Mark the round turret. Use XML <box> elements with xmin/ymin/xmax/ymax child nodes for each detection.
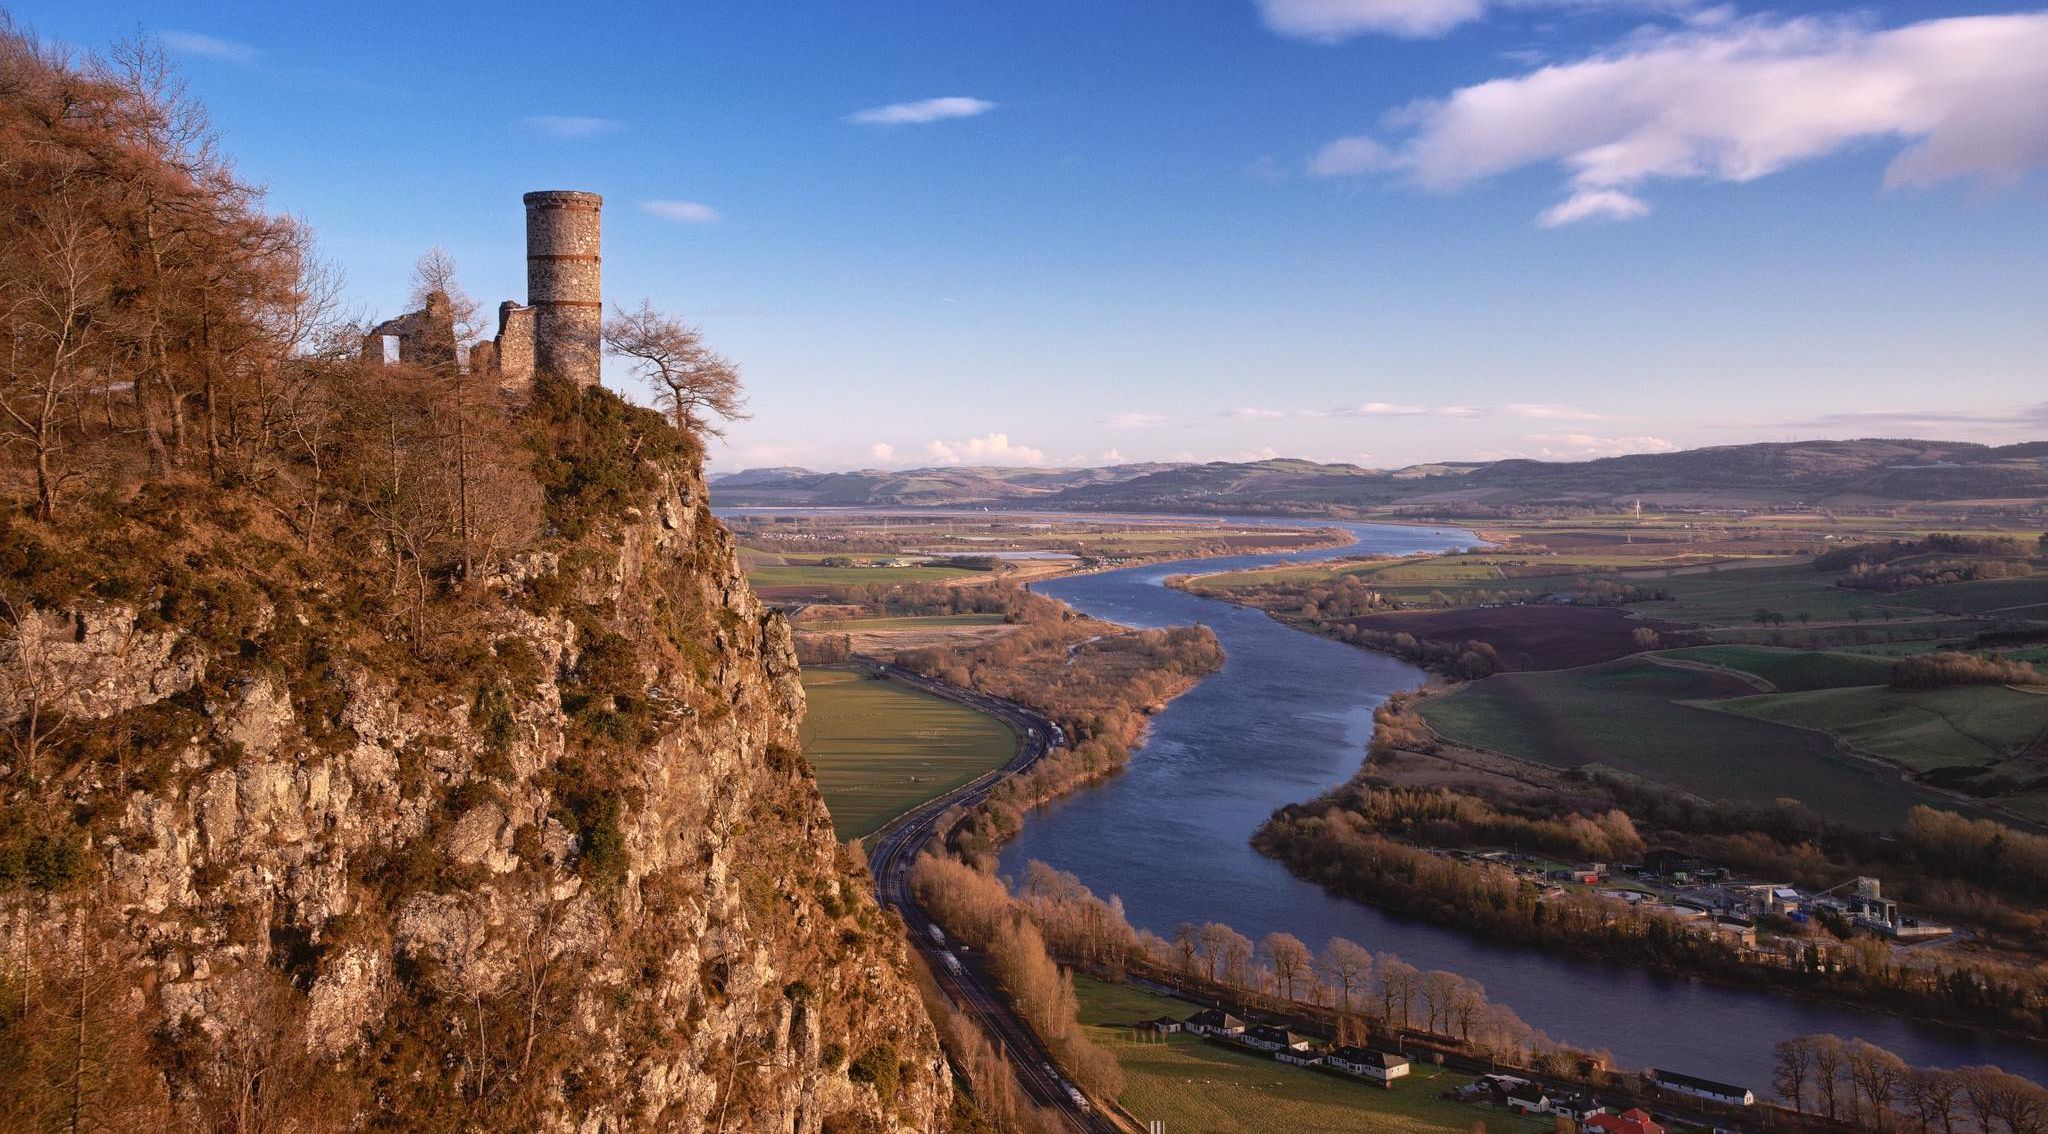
<box><xmin>524</xmin><ymin>190</ymin><xmax>603</xmax><ymax>387</ymax></box>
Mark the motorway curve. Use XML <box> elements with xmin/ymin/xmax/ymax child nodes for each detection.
<box><xmin>858</xmin><ymin>662</ymin><xmax>1123</xmax><ymax>1134</ymax></box>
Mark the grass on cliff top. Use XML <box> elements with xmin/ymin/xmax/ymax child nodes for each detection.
<box><xmin>1071</xmin><ymin>977</ymin><xmax>1543</xmax><ymax>1134</ymax></box>
<box><xmin>798</xmin><ymin>667</ymin><xmax>1017</xmax><ymax>839</ymax></box>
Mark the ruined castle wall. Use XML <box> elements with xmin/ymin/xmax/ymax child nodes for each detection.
<box><xmin>523</xmin><ymin>190</ymin><xmax>602</xmax><ymax>387</ymax></box>
<box><xmin>494</xmin><ymin>301</ymin><xmax>536</xmax><ymax>393</ymax></box>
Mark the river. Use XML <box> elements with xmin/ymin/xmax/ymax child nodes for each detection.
<box><xmin>989</xmin><ymin>518</ymin><xmax>2048</xmax><ymax>1092</ymax></box>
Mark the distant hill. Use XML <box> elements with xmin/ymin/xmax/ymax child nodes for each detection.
<box><xmin>712</xmin><ymin>440</ymin><xmax>2048</xmax><ymax>512</ymax></box>
<box><xmin>709</xmin><ymin>462</ymin><xmax>1183</xmax><ymax>506</ymax></box>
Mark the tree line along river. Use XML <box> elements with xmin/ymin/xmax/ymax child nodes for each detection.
<box><xmin>987</xmin><ymin>517</ymin><xmax>2048</xmax><ymax>1092</ymax></box>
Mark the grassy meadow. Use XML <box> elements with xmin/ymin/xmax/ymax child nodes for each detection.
<box><xmin>1718</xmin><ymin>684</ymin><xmax>2048</xmax><ymax>774</ymax></box>
<box><xmin>749</xmin><ymin>563</ymin><xmax>979</xmax><ymax>588</ymax></box>
<box><xmin>1418</xmin><ymin>660</ymin><xmax>1941</xmax><ymax>828</ymax></box>
<box><xmin>1658</xmin><ymin>645</ymin><xmax>1895</xmax><ymax>691</ymax></box>
<box><xmin>1070</xmin><ymin>977</ymin><xmax>1539</xmax><ymax>1134</ymax></box>
<box><xmin>796</xmin><ymin>613</ymin><xmax>1008</xmax><ymax>631</ymax></box>
<box><xmin>797</xmin><ymin>668</ymin><xmax>1017</xmax><ymax>838</ymax></box>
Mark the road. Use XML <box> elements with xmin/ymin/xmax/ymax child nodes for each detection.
<box><xmin>858</xmin><ymin>661</ymin><xmax>1123</xmax><ymax>1134</ymax></box>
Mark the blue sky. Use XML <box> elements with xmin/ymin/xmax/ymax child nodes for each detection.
<box><xmin>22</xmin><ymin>1</ymin><xmax>2048</xmax><ymax>471</ymax></box>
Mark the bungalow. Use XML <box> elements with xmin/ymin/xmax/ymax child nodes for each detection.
<box><xmin>1139</xmin><ymin>1016</ymin><xmax>1182</xmax><ymax>1034</ymax></box>
<box><xmin>1183</xmin><ymin>1008</ymin><xmax>1244</xmax><ymax>1037</ymax></box>
<box><xmin>1503</xmin><ymin>1082</ymin><xmax>1553</xmax><ymax>1115</ymax></box>
<box><xmin>1650</xmin><ymin>1068</ymin><xmax>1756</xmax><ymax>1107</ymax></box>
<box><xmin>1587</xmin><ymin>1107</ymin><xmax>1666</xmax><ymax>1134</ymax></box>
<box><xmin>1241</xmin><ymin>1024</ymin><xmax>1311</xmax><ymax>1052</ymax></box>
<box><xmin>1326</xmin><ymin>1046</ymin><xmax>1410</xmax><ymax>1083</ymax></box>
<box><xmin>1275</xmin><ymin>1046</ymin><xmax>1323</xmax><ymax>1068</ymax></box>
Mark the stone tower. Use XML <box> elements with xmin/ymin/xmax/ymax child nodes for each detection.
<box><xmin>523</xmin><ymin>189</ymin><xmax>603</xmax><ymax>387</ymax></box>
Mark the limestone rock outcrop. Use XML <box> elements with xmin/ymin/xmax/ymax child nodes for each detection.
<box><xmin>0</xmin><ymin>456</ymin><xmax>949</xmax><ymax>1132</ymax></box>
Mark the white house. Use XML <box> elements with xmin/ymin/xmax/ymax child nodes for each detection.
<box><xmin>1183</xmin><ymin>1008</ymin><xmax>1244</xmax><ymax>1037</ymax></box>
<box><xmin>1325</xmin><ymin>1046</ymin><xmax>1411</xmax><ymax>1083</ymax></box>
<box><xmin>1651</xmin><ymin>1069</ymin><xmax>1755</xmax><ymax>1107</ymax></box>
<box><xmin>1241</xmin><ymin>1024</ymin><xmax>1311</xmax><ymax>1052</ymax></box>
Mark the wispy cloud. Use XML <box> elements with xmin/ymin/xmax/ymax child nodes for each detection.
<box><xmin>641</xmin><ymin>199</ymin><xmax>721</xmax><ymax>224</ymax></box>
<box><xmin>1327</xmin><ymin>401</ymin><xmax>1428</xmax><ymax>417</ymax></box>
<box><xmin>1307</xmin><ymin>11</ymin><xmax>2048</xmax><ymax>224</ymax></box>
<box><xmin>160</xmin><ymin>30</ymin><xmax>259</xmax><ymax>65</ymax></box>
<box><xmin>1309</xmin><ymin>136</ymin><xmax>1393</xmax><ymax>177</ymax></box>
<box><xmin>848</xmin><ymin>97</ymin><xmax>996</xmax><ymax>126</ymax></box>
<box><xmin>1107</xmin><ymin>412</ymin><xmax>1169</xmax><ymax>430</ymax></box>
<box><xmin>1539</xmin><ymin>189</ymin><xmax>1651</xmax><ymax>228</ymax></box>
<box><xmin>1731</xmin><ymin>403</ymin><xmax>2048</xmax><ymax>432</ymax></box>
<box><xmin>524</xmin><ymin>115</ymin><xmax>623</xmax><ymax>140</ymax></box>
<box><xmin>1229</xmin><ymin>402</ymin><xmax>1603</xmax><ymax>420</ymax></box>
<box><xmin>1255</xmin><ymin>0</ymin><xmax>1697</xmax><ymax>42</ymax></box>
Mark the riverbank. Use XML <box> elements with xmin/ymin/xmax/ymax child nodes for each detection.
<box><xmin>998</xmin><ymin>521</ymin><xmax>2048</xmax><ymax>1090</ymax></box>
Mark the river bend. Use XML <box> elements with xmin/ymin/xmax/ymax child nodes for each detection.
<box><xmin>993</xmin><ymin>519</ymin><xmax>2048</xmax><ymax>1090</ymax></box>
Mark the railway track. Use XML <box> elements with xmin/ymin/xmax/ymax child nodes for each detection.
<box><xmin>857</xmin><ymin>662</ymin><xmax>1123</xmax><ymax>1134</ymax></box>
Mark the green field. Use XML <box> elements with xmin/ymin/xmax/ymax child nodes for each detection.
<box><xmin>1898</xmin><ymin>575</ymin><xmax>2048</xmax><ymax>615</ymax></box>
<box><xmin>1072</xmin><ymin>978</ymin><xmax>1539</xmax><ymax>1134</ymax></box>
<box><xmin>798</xmin><ymin>668</ymin><xmax>1017</xmax><ymax>838</ymax></box>
<box><xmin>749</xmin><ymin>564</ymin><xmax>978</xmax><ymax>587</ymax></box>
<box><xmin>1718</xmin><ymin>684</ymin><xmax>2048</xmax><ymax>773</ymax></box>
<box><xmin>1635</xmin><ymin>563</ymin><xmax>1926</xmax><ymax>627</ymax></box>
<box><xmin>1419</xmin><ymin>660</ymin><xmax>1941</xmax><ymax>828</ymax></box>
<box><xmin>1659</xmin><ymin>645</ymin><xmax>1895</xmax><ymax>691</ymax></box>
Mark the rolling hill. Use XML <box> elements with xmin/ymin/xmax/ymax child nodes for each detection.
<box><xmin>711</xmin><ymin>439</ymin><xmax>2048</xmax><ymax>512</ymax></box>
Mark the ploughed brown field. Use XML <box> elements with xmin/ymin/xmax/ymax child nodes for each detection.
<box><xmin>1341</xmin><ymin>605</ymin><xmax>1695</xmax><ymax>671</ymax></box>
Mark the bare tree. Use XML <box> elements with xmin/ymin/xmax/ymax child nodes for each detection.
<box><xmin>408</xmin><ymin>246</ymin><xmax>485</xmax><ymax>346</ymax></box>
<box><xmin>1258</xmin><ymin>932</ymin><xmax>1312</xmax><ymax>1002</ymax></box>
<box><xmin>1317</xmin><ymin>937</ymin><xmax>1373</xmax><ymax>1015</ymax></box>
<box><xmin>1846</xmin><ymin>1039</ymin><xmax>1908</xmax><ymax>1130</ymax></box>
<box><xmin>601</xmin><ymin>299</ymin><xmax>748</xmax><ymax>436</ymax></box>
<box><xmin>0</xmin><ymin>195</ymin><xmax>111</xmax><ymax>520</ymax></box>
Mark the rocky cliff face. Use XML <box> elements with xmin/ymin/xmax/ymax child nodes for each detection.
<box><xmin>0</xmin><ymin>453</ymin><xmax>949</xmax><ymax>1132</ymax></box>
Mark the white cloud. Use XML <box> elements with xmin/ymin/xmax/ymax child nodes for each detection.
<box><xmin>1538</xmin><ymin>188</ymin><xmax>1651</xmax><ymax>227</ymax></box>
<box><xmin>1257</xmin><ymin>0</ymin><xmax>1696</xmax><ymax>42</ymax></box>
<box><xmin>847</xmin><ymin>97</ymin><xmax>996</xmax><ymax>126</ymax></box>
<box><xmin>641</xmin><ymin>199</ymin><xmax>721</xmax><ymax>224</ymax></box>
<box><xmin>1102</xmin><ymin>449</ymin><xmax>1126</xmax><ymax>464</ymax></box>
<box><xmin>524</xmin><ymin>115</ymin><xmax>623</xmax><ymax>140</ymax></box>
<box><xmin>1315</xmin><ymin>11</ymin><xmax>2048</xmax><ymax>223</ymax></box>
<box><xmin>1309</xmin><ymin>136</ymin><xmax>1394</xmax><ymax>177</ymax></box>
<box><xmin>1525</xmin><ymin>432</ymin><xmax>1679</xmax><ymax>457</ymax></box>
<box><xmin>870</xmin><ymin>442</ymin><xmax>897</xmax><ymax>462</ymax></box>
<box><xmin>1229</xmin><ymin>446</ymin><xmax>1284</xmax><ymax>462</ymax></box>
<box><xmin>1330</xmin><ymin>401</ymin><xmax>1429</xmax><ymax>417</ymax></box>
<box><xmin>1108</xmin><ymin>412</ymin><xmax>1168</xmax><ymax>429</ymax></box>
<box><xmin>924</xmin><ymin>432</ymin><xmax>1045</xmax><ymax>466</ymax></box>
<box><xmin>160</xmin><ymin>31</ymin><xmax>259</xmax><ymax>64</ymax></box>
<box><xmin>1230</xmin><ymin>407</ymin><xmax>1290</xmax><ymax>420</ymax></box>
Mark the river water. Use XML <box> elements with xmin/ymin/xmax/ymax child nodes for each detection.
<box><xmin>992</xmin><ymin>518</ymin><xmax>2048</xmax><ymax>1091</ymax></box>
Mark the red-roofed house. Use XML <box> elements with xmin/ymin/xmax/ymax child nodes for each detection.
<box><xmin>1586</xmin><ymin>1108</ymin><xmax>1664</xmax><ymax>1134</ymax></box>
